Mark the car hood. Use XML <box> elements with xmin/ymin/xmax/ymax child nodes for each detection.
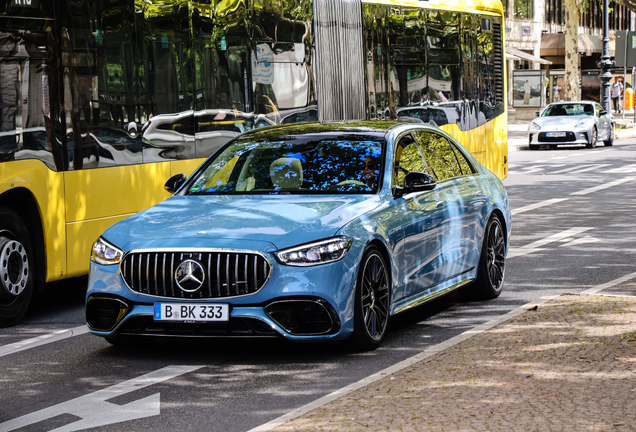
<box><xmin>103</xmin><ymin>194</ymin><xmax>382</xmax><ymax>251</ymax></box>
<box><xmin>533</xmin><ymin>115</ymin><xmax>593</xmax><ymax>129</ymax></box>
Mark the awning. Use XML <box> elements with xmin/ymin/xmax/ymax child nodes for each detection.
<box><xmin>578</xmin><ymin>34</ymin><xmax>601</xmax><ymax>56</ymax></box>
<box><xmin>540</xmin><ymin>33</ymin><xmax>614</xmax><ymax>57</ymax></box>
<box><xmin>505</xmin><ymin>46</ymin><xmax>553</xmax><ymax>64</ymax></box>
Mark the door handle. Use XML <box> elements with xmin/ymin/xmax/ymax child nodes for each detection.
<box><xmin>436</xmin><ymin>201</ymin><xmax>445</xmax><ymax>208</ymax></box>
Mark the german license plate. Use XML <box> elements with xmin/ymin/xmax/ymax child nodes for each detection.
<box><xmin>547</xmin><ymin>132</ymin><xmax>566</xmax><ymax>137</ymax></box>
<box><xmin>154</xmin><ymin>303</ymin><xmax>229</xmax><ymax>322</ymax></box>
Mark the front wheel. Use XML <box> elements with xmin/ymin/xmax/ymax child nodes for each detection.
<box><xmin>529</xmin><ymin>144</ymin><xmax>539</xmax><ymax>151</ymax></box>
<box><xmin>351</xmin><ymin>246</ymin><xmax>390</xmax><ymax>351</ymax></box>
<box><xmin>0</xmin><ymin>207</ymin><xmax>34</xmax><ymax>327</ymax></box>
<box><xmin>460</xmin><ymin>215</ymin><xmax>506</xmax><ymax>300</ymax></box>
<box><xmin>586</xmin><ymin>128</ymin><xmax>597</xmax><ymax>148</ymax></box>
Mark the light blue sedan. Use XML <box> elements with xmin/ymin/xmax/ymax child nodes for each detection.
<box><xmin>86</xmin><ymin>122</ymin><xmax>511</xmax><ymax>350</ymax></box>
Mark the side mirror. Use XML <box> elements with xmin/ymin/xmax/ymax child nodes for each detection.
<box><xmin>535</xmin><ymin>111</ymin><xmax>541</xmax><ymax>117</ymax></box>
<box><xmin>599</xmin><ymin>110</ymin><xmax>608</xmax><ymax>115</ymax></box>
<box><xmin>164</xmin><ymin>173</ymin><xmax>186</xmax><ymax>194</ymax></box>
<box><xmin>392</xmin><ymin>171</ymin><xmax>437</xmax><ymax>198</ymax></box>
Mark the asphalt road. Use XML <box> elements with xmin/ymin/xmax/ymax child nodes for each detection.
<box><xmin>1</xmin><ymin>138</ymin><xmax>635</xmax><ymax>432</ymax></box>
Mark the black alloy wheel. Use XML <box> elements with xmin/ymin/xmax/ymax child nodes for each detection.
<box><xmin>0</xmin><ymin>207</ymin><xmax>34</xmax><ymax>327</ymax></box>
<box><xmin>352</xmin><ymin>246</ymin><xmax>390</xmax><ymax>350</ymax></box>
<box><xmin>460</xmin><ymin>215</ymin><xmax>506</xmax><ymax>300</ymax></box>
<box><xmin>586</xmin><ymin>128</ymin><xmax>597</xmax><ymax>148</ymax></box>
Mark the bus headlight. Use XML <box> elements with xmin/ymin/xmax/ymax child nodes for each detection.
<box><xmin>91</xmin><ymin>237</ymin><xmax>124</xmax><ymax>265</ymax></box>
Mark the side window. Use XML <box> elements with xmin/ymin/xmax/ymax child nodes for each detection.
<box><xmin>394</xmin><ymin>135</ymin><xmax>427</xmax><ymax>187</ymax></box>
<box><xmin>414</xmin><ymin>131</ymin><xmax>461</xmax><ymax>180</ymax></box>
<box><xmin>452</xmin><ymin>144</ymin><xmax>474</xmax><ymax>175</ymax></box>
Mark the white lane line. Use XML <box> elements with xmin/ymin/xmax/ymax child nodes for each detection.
<box><xmin>0</xmin><ymin>325</ymin><xmax>89</xmax><ymax>358</ymax></box>
<box><xmin>574</xmin><ymin>164</ymin><xmax>611</xmax><ymax>174</ymax></box>
<box><xmin>580</xmin><ymin>271</ymin><xmax>636</xmax><ymax>295</ymax></box>
<box><xmin>248</xmin><ymin>295</ymin><xmax>561</xmax><ymax>432</ymax></box>
<box><xmin>570</xmin><ymin>177</ymin><xmax>636</xmax><ymax>195</ymax></box>
<box><xmin>604</xmin><ymin>164</ymin><xmax>636</xmax><ymax>173</ymax></box>
<box><xmin>0</xmin><ymin>365</ymin><xmax>204</xmax><ymax>432</ymax></box>
<box><xmin>511</xmin><ymin>198</ymin><xmax>569</xmax><ymax>215</ymax></box>
<box><xmin>507</xmin><ymin>227</ymin><xmax>593</xmax><ymax>259</ymax></box>
<box><xmin>550</xmin><ymin>164</ymin><xmax>608</xmax><ymax>175</ymax></box>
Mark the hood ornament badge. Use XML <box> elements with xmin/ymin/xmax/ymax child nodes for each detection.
<box><xmin>175</xmin><ymin>260</ymin><xmax>205</xmax><ymax>292</ymax></box>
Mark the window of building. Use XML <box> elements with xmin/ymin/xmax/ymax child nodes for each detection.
<box><xmin>513</xmin><ymin>0</ymin><xmax>533</xmax><ymax>20</ymax></box>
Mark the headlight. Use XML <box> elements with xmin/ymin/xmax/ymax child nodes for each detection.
<box><xmin>574</xmin><ymin>120</ymin><xmax>590</xmax><ymax>129</ymax></box>
<box><xmin>275</xmin><ymin>236</ymin><xmax>353</xmax><ymax>267</ymax></box>
<box><xmin>530</xmin><ymin>121</ymin><xmax>541</xmax><ymax>130</ymax></box>
<box><xmin>91</xmin><ymin>237</ymin><xmax>124</xmax><ymax>265</ymax></box>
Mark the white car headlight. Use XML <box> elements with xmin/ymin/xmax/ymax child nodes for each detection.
<box><xmin>275</xmin><ymin>236</ymin><xmax>353</xmax><ymax>267</ymax></box>
<box><xmin>574</xmin><ymin>120</ymin><xmax>590</xmax><ymax>129</ymax></box>
<box><xmin>530</xmin><ymin>121</ymin><xmax>541</xmax><ymax>130</ymax></box>
<box><xmin>91</xmin><ymin>237</ymin><xmax>124</xmax><ymax>265</ymax></box>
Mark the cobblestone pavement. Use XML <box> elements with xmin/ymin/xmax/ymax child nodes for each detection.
<box><xmin>274</xmin><ymin>295</ymin><xmax>636</xmax><ymax>432</ymax></box>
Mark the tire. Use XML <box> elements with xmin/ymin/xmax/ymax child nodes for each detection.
<box><xmin>460</xmin><ymin>215</ymin><xmax>506</xmax><ymax>300</ymax></box>
<box><xmin>529</xmin><ymin>144</ymin><xmax>539</xmax><ymax>151</ymax></box>
<box><xmin>351</xmin><ymin>246</ymin><xmax>390</xmax><ymax>351</ymax></box>
<box><xmin>0</xmin><ymin>207</ymin><xmax>34</xmax><ymax>327</ymax></box>
<box><xmin>604</xmin><ymin>127</ymin><xmax>614</xmax><ymax>146</ymax></box>
<box><xmin>586</xmin><ymin>128</ymin><xmax>597</xmax><ymax>148</ymax></box>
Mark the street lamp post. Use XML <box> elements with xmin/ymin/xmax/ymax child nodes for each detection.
<box><xmin>599</xmin><ymin>0</ymin><xmax>614</xmax><ymax>113</ymax></box>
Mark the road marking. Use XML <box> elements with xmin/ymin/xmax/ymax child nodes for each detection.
<box><xmin>580</xmin><ymin>271</ymin><xmax>636</xmax><ymax>295</ymax></box>
<box><xmin>604</xmin><ymin>164</ymin><xmax>636</xmax><ymax>173</ymax></box>
<box><xmin>559</xmin><ymin>235</ymin><xmax>601</xmax><ymax>247</ymax></box>
<box><xmin>247</xmin><ymin>295</ymin><xmax>561</xmax><ymax>432</ymax></box>
<box><xmin>569</xmin><ymin>177</ymin><xmax>636</xmax><ymax>195</ymax></box>
<box><xmin>0</xmin><ymin>365</ymin><xmax>204</xmax><ymax>432</ymax></box>
<box><xmin>550</xmin><ymin>164</ymin><xmax>610</xmax><ymax>175</ymax></box>
<box><xmin>0</xmin><ymin>325</ymin><xmax>89</xmax><ymax>358</ymax></box>
<box><xmin>511</xmin><ymin>198</ymin><xmax>569</xmax><ymax>215</ymax></box>
<box><xmin>507</xmin><ymin>227</ymin><xmax>593</xmax><ymax>258</ymax></box>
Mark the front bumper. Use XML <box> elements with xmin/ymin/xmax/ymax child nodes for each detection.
<box><xmin>85</xmin><ymin>250</ymin><xmax>359</xmax><ymax>342</ymax></box>
<box><xmin>528</xmin><ymin>130</ymin><xmax>589</xmax><ymax>145</ymax></box>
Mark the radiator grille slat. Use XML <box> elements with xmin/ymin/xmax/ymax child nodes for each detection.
<box><xmin>121</xmin><ymin>251</ymin><xmax>270</xmax><ymax>299</ymax></box>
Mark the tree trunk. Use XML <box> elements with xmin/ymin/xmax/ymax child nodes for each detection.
<box><xmin>564</xmin><ymin>0</ymin><xmax>580</xmax><ymax>101</ymax></box>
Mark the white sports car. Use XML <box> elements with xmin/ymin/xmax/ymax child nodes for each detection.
<box><xmin>528</xmin><ymin>101</ymin><xmax>614</xmax><ymax>150</ymax></box>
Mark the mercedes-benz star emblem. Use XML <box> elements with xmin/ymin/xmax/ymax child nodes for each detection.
<box><xmin>175</xmin><ymin>260</ymin><xmax>205</xmax><ymax>292</ymax></box>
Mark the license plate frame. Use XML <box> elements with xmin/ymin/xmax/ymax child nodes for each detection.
<box><xmin>546</xmin><ymin>132</ymin><xmax>566</xmax><ymax>138</ymax></box>
<box><xmin>154</xmin><ymin>303</ymin><xmax>230</xmax><ymax>322</ymax></box>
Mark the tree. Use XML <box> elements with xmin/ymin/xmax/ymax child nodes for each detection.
<box><xmin>563</xmin><ymin>0</ymin><xmax>586</xmax><ymax>101</ymax></box>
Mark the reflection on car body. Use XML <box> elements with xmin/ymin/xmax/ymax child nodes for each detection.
<box><xmin>86</xmin><ymin>121</ymin><xmax>511</xmax><ymax>350</ymax></box>
<box><xmin>528</xmin><ymin>101</ymin><xmax>614</xmax><ymax>150</ymax></box>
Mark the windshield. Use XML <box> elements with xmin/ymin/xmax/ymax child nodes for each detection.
<box><xmin>187</xmin><ymin>136</ymin><xmax>385</xmax><ymax>195</ymax></box>
<box><xmin>542</xmin><ymin>104</ymin><xmax>594</xmax><ymax>117</ymax></box>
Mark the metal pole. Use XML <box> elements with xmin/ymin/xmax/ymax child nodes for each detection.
<box><xmin>600</xmin><ymin>0</ymin><xmax>614</xmax><ymax>114</ymax></box>
<box><xmin>624</xmin><ymin>30</ymin><xmax>628</xmax><ymax>120</ymax></box>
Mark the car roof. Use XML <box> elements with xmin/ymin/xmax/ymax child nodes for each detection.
<box><xmin>236</xmin><ymin>120</ymin><xmax>426</xmax><ymax>141</ymax></box>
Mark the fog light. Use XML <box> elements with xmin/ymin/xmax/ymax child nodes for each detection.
<box><xmin>86</xmin><ymin>296</ymin><xmax>129</xmax><ymax>331</ymax></box>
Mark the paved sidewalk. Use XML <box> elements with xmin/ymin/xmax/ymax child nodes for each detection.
<box><xmin>272</xmin><ymin>295</ymin><xmax>636</xmax><ymax>431</ymax></box>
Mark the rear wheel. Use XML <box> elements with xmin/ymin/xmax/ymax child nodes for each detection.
<box><xmin>0</xmin><ymin>207</ymin><xmax>34</xmax><ymax>327</ymax></box>
<box><xmin>460</xmin><ymin>215</ymin><xmax>506</xmax><ymax>300</ymax></box>
<box><xmin>351</xmin><ymin>246</ymin><xmax>390</xmax><ymax>351</ymax></box>
<box><xmin>586</xmin><ymin>128</ymin><xmax>597</xmax><ymax>148</ymax></box>
<box><xmin>604</xmin><ymin>127</ymin><xmax>614</xmax><ymax>146</ymax></box>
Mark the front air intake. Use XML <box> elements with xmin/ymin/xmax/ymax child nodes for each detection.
<box><xmin>86</xmin><ymin>296</ymin><xmax>128</xmax><ymax>331</ymax></box>
<box><xmin>265</xmin><ymin>299</ymin><xmax>340</xmax><ymax>335</ymax></box>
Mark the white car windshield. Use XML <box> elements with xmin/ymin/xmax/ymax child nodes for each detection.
<box><xmin>187</xmin><ymin>135</ymin><xmax>385</xmax><ymax>195</ymax></box>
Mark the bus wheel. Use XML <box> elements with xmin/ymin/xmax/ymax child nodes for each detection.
<box><xmin>0</xmin><ymin>207</ymin><xmax>34</xmax><ymax>327</ymax></box>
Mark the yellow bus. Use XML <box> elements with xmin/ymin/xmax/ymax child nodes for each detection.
<box><xmin>0</xmin><ymin>0</ymin><xmax>506</xmax><ymax>325</ymax></box>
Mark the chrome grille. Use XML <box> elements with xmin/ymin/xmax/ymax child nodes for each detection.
<box><xmin>121</xmin><ymin>251</ymin><xmax>271</xmax><ymax>299</ymax></box>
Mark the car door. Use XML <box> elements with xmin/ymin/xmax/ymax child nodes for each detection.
<box><xmin>414</xmin><ymin>130</ymin><xmax>484</xmax><ymax>285</ymax></box>
<box><xmin>391</xmin><ymin>134</ymin><xmax>447</xmax><ymax>301</ymax></box>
